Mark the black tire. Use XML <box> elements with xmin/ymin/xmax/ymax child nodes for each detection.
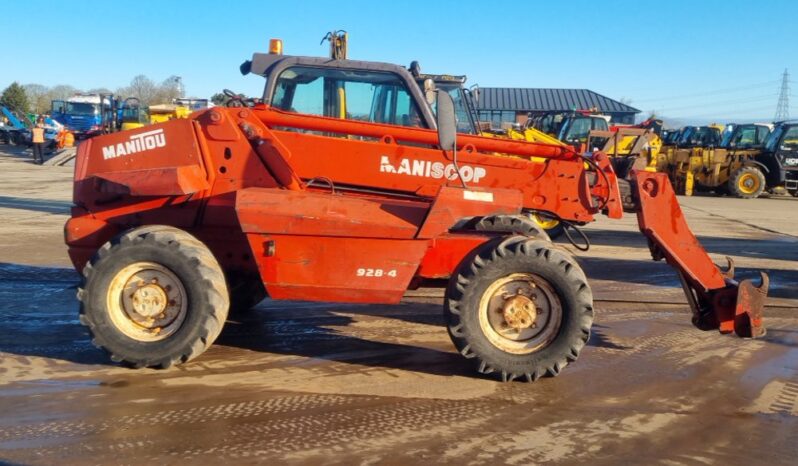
<box><xmin>475</xmin><ymin>214</ymin><xmax>550</xmax><ymax>241</ymax></box>
<box><xmin>227</xmin><ymin>271</ymin><xmax>267</xmax><ymax>315</ymax></box>
<box><xmin>78</xmin><ymin>226</ymin><xmax>229</xmax><ymax>368</ymax></box>
<box><xmin>728</xmin><ymin>166</ymin><xmax>766</xmax><ymax>199</ymax></box>
<box><xmin>445</xmin><ymin>237</ymin><xmax>593</xmax><ymax>382</ymax></box>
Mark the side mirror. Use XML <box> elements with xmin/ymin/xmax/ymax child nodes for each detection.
<box><xmin>436</xmin><ymin>91</ymin><xmax>456</xmax><ymax>151</ymax></box>
<box><xmin>423</xmin><ymin>78</ymin><xmax>436</xmax><ymax>106</ymax></box>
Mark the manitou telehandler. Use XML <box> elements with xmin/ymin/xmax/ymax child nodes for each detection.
<box><xmin>65</xmin><ymin>40</ymin><xmax>768</xmax><ymax>382</ymax></box>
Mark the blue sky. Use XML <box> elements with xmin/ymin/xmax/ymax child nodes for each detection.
<box><xmin>2</xmin><ymin>0</ymin><xmax>796</xmax><ymax>122</ymax></box>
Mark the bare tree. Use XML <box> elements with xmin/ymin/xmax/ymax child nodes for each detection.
<box><xmin>120</xmin><ymin>75</ymin><xmax>158</xmax><ymax>106</ymax></box>
<box><xmin>48</xmin><ymin>85</ymin><xmax>80</xmax><ymax>101</ymax></box>
<box><xmin>16</xmin><ymin>74</ymin><xmax>191</xmax><ymax>114</ymax></box>
<box><xmin>23</xmin><ymin>83</ymin><xmax>50</xmax><ymax>114</ymax></box>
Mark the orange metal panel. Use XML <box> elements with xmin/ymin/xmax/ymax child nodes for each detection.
<box><xmin>95</xmin><ymin>165</ymin><xmax>209</xmax><ymax>196</ymax></box>
<box><xmin>236</xmin><ymin>188</ymin><xmax>428</xmax><ymax>239</ymax></box>
<box><xmin>257</xmin><ymin>127</ymin><xmax>595</xmax><ymax>222</ymax></box>
<box><xmin>416</xmin><ymin>186</ymin><xmax>522</xmax><ymax>239</ymax></box>
<box><xmin>417</xmin><ymin>234</ymin><xmax>493</xmax><ymax>279</ymax></box>
<box><xmin>247</xmin><ymin>234</ymin><xmax>429</xmax><ymax>303</ymax></box>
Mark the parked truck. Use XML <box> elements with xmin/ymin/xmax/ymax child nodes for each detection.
<box><xmin>51</xmin><ymin>94</ymin><xmax>118</xmax><ymax>139</ymax></box>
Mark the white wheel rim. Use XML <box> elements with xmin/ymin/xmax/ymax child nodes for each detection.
<box><xmin>106</xmin><ymin>262</ymin><xmax>188</xmax><ymax>342</ymax></box>
<box><xmin>478</xmin><ymin>273</ymin><xmax>562</xmax><ymax>354</ymax></box>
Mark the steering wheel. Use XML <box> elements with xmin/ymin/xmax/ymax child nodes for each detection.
<box><xmin>223</xmin><ymin>88</ymin><xmax>247</xmax><ymax>107</ymax></box>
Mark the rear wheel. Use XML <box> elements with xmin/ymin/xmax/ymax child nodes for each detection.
<box><xmin>729</xmin><ymin>166</ymin><xmax>766</xmax><ymax>199</ymax></box>
<box><xmin>445</xmin><ymin>237</ymin><xmax>593</xmax><ymax>382</ymax></box>
<box><xmin>78</xmin><ymin>226</ymin><xmax>229</xmax><ymax>368</ymax></box>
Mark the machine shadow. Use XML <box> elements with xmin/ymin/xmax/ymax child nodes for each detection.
<box><xmin>1</xmin><ymin>259</ymin><xmax>792</xmax><ymax>377</ymax></box>
<box><xmin>582</xmin><ymin>228</ymin><xmax>798</xmax><ymax>262</ymax></box>
<box><xmin>0</xmin><ymin>260</ymin><xmax>475</xmax><ymax>377</ymax></box>
<box><xmin>0</xmin><ymin>262</ymin><xmax>111</xmax><ymax>365</ymax></box>
<box><xmin>0</xmin><ymin>195</ymin><xmax>72</xmax><ymax>214</ymax></box>
<box><xmin>216</xmin><ymin>301</ymin><xmax>477</xmax><ymax>379</ymax></box>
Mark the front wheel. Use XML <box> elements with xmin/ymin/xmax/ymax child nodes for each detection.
<box><xmin>729</xmin><ymin>166</ymin><xmax>766</xmax><ymax>199</ymax></box>
<box><xmin>78</xmin><ymin>226</ymin><xmax>229</xmax><ymax>368</ymax></box>
<box><xmin>445</xmin><ymin>237</ymin><xmax>594</xmax><ymax>382</ymax></box>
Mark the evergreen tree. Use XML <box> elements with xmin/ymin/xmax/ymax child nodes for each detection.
<box><xmin>1</xmin><ymin>82</ymin><xmax>29</xmax><ymax>113</ymax></box>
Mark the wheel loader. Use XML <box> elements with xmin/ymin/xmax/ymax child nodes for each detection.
<box><xmin>664</xmin><ymin>125</ymin><xmax>723</xmax><ymax>195</ymax></box>
<box><xmin>64</xmin><ymin>40</ymin><xmax>768</xmax><ymax>382</ymax></box>
<box><xmin>586</xmin><ymin>118</ymin><xmax>665</xmax><ymax>178</ymax></box>
<box><xmin>667</xmin><ymin>124</ymin><xmax>772</xmax><ymax>198</ymax></box>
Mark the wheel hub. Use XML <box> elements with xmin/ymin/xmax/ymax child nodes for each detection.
<box><xmin>479</xmin><ymin>273</ymin><xmax>563</xmax><ymax>355</ymax></box>
<box><xmin>107</xmin><ymin>262</ymin><xmax>187</xmax><ymax>341</ymax></box>
<box><xmin>502</xmin><ymin>294</ymin><xmax>537</xmax><ymax>330</ymax></box>
<box><xmin>131</xmin><ymin>283</ymin><xmax>168</xmax><ymax>317</ymax></box>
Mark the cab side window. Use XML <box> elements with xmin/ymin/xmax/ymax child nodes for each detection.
<box><xmin>271</xmin><ymin>66</ymin><xmax>424</xmax><ymax>128</ymax></box>
<box><xmin>755</xmin><ymin>126</ymin><xmax>770</xmax><ymax>145</ymax></box>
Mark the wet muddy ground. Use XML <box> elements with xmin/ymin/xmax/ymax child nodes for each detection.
<box><xmin>0</xmin><ymin>146</ymin><xmax>796</xmax><ymax>464</ymax></box>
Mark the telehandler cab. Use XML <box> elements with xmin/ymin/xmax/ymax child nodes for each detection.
<box><xmin>65</xmin><ymin>41</ymin><xmax>768</xmax><ymax>382</ymax></box>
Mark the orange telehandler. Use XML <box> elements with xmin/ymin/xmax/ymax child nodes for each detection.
<box><xmin>64</xmin><ymin>41</ymin><xmax>767</xmax><ymax>382</ymax></box>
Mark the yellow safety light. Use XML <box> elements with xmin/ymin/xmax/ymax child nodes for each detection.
<box><xmin>269</xmin><ymin>39</ymin><xmax>283</xmax><ymax>55</ymax></box>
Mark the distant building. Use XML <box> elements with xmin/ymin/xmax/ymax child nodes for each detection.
<box><xmin>475</xmin><ymin>88</ymin><xmax>640</xmax><ymax>127</ymax></box>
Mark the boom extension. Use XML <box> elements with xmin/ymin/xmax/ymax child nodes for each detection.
<box><xmin>248</xmin><ymin>107</ymin><xmax>768</xmax><ymax>338</ymax></box>
<box><xmin>631</xmin><ymin>170</ymin><xmax>768</xmax><ymax>337</ymax></box>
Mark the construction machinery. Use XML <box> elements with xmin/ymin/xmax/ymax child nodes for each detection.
<box><xmin>759</xmin><ymin>121</ymin><xmax>798</xmax><ymax>196</ymax></box>
<box><xmin>148</xmin><ymin>98</ymin><xmax>209</xmax><ymax>124</ymax></box>
<box><xmin>661</xmin><ymin>129</ymin><xmax>680</xmax><ymax>146</ymax></box>
<box><xmin>586</xmin><ymin>118</ymin><xmax>664</xmax><ymax>179</ymax></box>
<box><xmin>1</xmin><ymin>105</ymin><xmax>71</xmax><ymax>149</ymax></box>
<box><xmin>667</xmin><ymin>124</ymin><xmax>772</xmax><ymax>198</ymax></box>
<box><xmin>65</xmin><ymin>41</ymin><xmax>768</xmax><ymax>382</ymax></box>
<box><xmin>0</xmin><ymin>105</ymin><xmax>29</xmax><ymax>145</ymax></box>
<box><xmin>119</xmin><ymin>98</ymin><xmax>146</xmax><ymax>131</ymax></box>
<box><xmin>529</xmin><ymin>111</ymin><xmax>610</xmax><ymax>147</ymax></box>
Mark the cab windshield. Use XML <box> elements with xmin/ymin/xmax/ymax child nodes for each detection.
<box><xmin>663</xmin><ymin>130</ymin><xmax>681</xmax><ymax>145</ymax></box>
<box><xmin>65</xmin><ymin>102</ymin><xmax>99</xmax><ymax>116</ymax></box>
<box><xmin>272</xmin><ymin>66</ymin><xmax>424</xmax><ymax>128</ymax></box>
<box><xmin>558</xmin><ymin>116</ymin><xmax>608</xmax><ymax>144</ymax></box>
<box><xmin>678</xmin><ymin>127</ymin><xmax>718</xmax><ymax>147</ymax></box>
<box><xmin>121</xmin><ymin>107</ymin><xmax>141</xmax><ymax>123</ymax></box>
<box><xmin>720</xmin><ymin>125</ymin><xmax>770</xmax><ymax>149</ymax></box>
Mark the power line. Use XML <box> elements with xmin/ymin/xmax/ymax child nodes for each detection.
<box><xmin>648</xmin><ymin>94</ymin><xmax>778</xmax><ymax>112</ymax></box>
<box><xmin>670</xmin><ymin>104</ymin><xmax>781</xmax><ymax>119</ymax></box>
<box><xmin>775</xmin><ymin>69</ymin><xmax>790</xmax><ymax>120</ymax></box>
<box><xmin>632</xmin><ymin>80</ymin><xmax>780</xmax><ymax>103</ymax></box>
